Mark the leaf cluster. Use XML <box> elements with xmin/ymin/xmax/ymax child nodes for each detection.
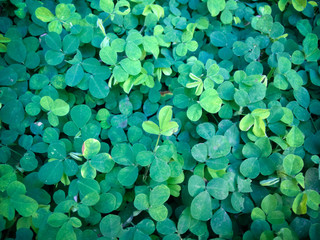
<box><xmin>0</xmin><ymin>0</ymin><xmax>320</xmax><ymax>239</ymax></box>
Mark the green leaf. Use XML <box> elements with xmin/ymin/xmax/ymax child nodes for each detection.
<box><xmin>306</xmin><ymin>190</ymin><xmax>320</xmax><ymax>211</ymax></box>
<box><xmin>207</xmin><ymin>135</ymin><xmax>231</xmax><ymax>158</ymax></box>
<box><xmin>188</xmin><ymin>175</ymin><xmax>206</xmax><ymax>197</ymax></box>
<box><xmin>111</xmin><ymin>143</ymin><xmax>133</xmax><ymax>166</ymax></box>
<box><xmin>150</xmin><ymin>158</ymin><xmax>171</xmax><ymax>182</ymax></box>
<box><xmin>89</xmin><ymin>75</ymin><xmax>110</xmax><ymax>99</ymax></box>
<box><xmin>134</xmin><ymin>193</ymin><xmax>149</xmax><ymax>210</ymax></box>
<box><xmin>143</xmin><ymin>36</ymin><xmax>159</xmax><ymax>58</ymax></box>
<box><xmin>191</xmin><ymin>143</ymin><xmax>207</xmax><ymax>163</ymax></box>
<box><xmin>261</xmin><ymin>194</ymin><xmax>277</xmax><ymax>214</ymax></box>
<box><xmin>6</xmin><ymin>39</ymin><xmax>26</xmax><ymax>63</ymax></box>
<box><xmin>82</xmin><ymin>138</ymin><xmax>101</xmax><ymax>159</ymax></box>
<box><xmin>136</xmin><ymin>151</ymin><xmax>154</xmax><ymax>166</ymax></box>
<box><xmin>11</xmin><ymin>194</ymin><xmax>38</xmax><ymax>217</ymax></box>
<box><xmin>100</xmin><ymin>215</ymin><xmax>122</xmax><ymax>238</ymax></box>
<box><xmin>190</xmin><ymin>191</ymin><xmax>212</xmax><ymax>221</ymax></box>
<box><xmin>56</xmin><ymin>222</ymin><xmax>76</xmax><ymax>240</ymax></box>
<box><xmin>65</xmin><ymin>64</ymin><xmax>84</xmax><ymax>87</ymax></box>
<box><xmin>207</xmin><ymin>0</ymin><xmax>225</xmax><ymax>17</ymax></box>
<box><xmin>210</xmin><ymin>208</ymin><xmax>233</xmax><ymax>238</ymax></box>
<box><xmin>63</xmin><ymin>35</ymin><xmax>80</xmax><ymax>55</ymax></box>
<box><xmin>81</xmin><ymin>191</ymin><xmax>100</xmax><ymax>206</ymax></box>
<box><xmin>150</xmin><ymin>184</ymin><xmax>170</xmax><ymax>207</ymax></box>
<box><xmin>117</xmin><ymin>166</ymin><xmax>138</xmax><ymax>186</ymax></box>
<box><xmin>142</xmin><ymin>121</ymin><xmax>160</xmax><ymax>135</ymax></box>
<box><xmin>280</xmin><ymin>180</ymin><xmax>300</xmax><ymax>197</ymax></box>
<box><xmin>207</xmin><ymin>177</ymin><xmax>229</xmax><ymax>200</ymax></box>
<box><xmin>283</xmin><ymin>154</ymin><xmax>304</xmax><ymax>175</ymax></box>
<box><xmin>199</xmin><ymin>89</ymin><xmax>222</xmax><ymax>113</ymax></box>
<box><xmin>47</xmin><ymin>212</ymin><xmax>69</xmax><ymax>228</ymax></box>
<box><xmin>0</xmin><ymin>164</ymin><xmax>17</xmax><ymax>192</ymax></box>
<box><xmin>292</xmin><ymin>192</ymin><xmax>307</xmax><ymax>214</ymax></box>
<box><xmin>240</xmin><ymin>114</ymin><xmax>254</xmax><ymax>131</ymax></box>
<box><xmin>120</xmin><ymin>58</ymin><xmax>141</xmax><ymax>76</ymax></box>
<box><xmin>45</xmin><ymin>50</ymin><xmax>64</xmax><ymax>66</ymax></box>
<box><xmin>161</xmin><ymin>122</ymin><xmax>179</xmax><ymax>137</ymax></box>
<box><xmin>158</xmin><ymin>106</ymin><xmax>173</xmax><ymax>130</ymax></box>
<box><xmin>267</xmin><ymin>210</ymin><xmax>285</xmax><ymax>225</ymax></box>
<box><xmin>94</xmin><ymin>193</ymin><xmax>116</xmax><ymax>213</ymax></box>
<box><xmin>35</xmin><ymin>7</ymin><xmax>55</xmax><ymax>22</ymax></box>
<box><xmin>286</xmin><ymin>126</ymin><xmax>304</xmax><ymax>147</ymax></box>
<box><xmin>292</xmin><ymin>0</ymin><xmax>307</xmax><ymax>11</ymax></box>
<box><xmin>91</xmin><ymin>153</ymin><xmax>114</xmax><ymax>173</ymax></box>
<box><xmin>251</xmin><ymin>207</ymin><xmax>266</xmax><ymax>221</ymax></box>
<box><xmin>38</xmin><ymin>160</ymin><xmax>63</xmax><ymax>185</ymax></box>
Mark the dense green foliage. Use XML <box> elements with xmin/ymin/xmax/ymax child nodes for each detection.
<box><xmin>0</xmin><ymin>0</ymin><xmax>320</xmax><ymax>239</ymax></box>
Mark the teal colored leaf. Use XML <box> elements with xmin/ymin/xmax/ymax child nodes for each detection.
<box><xmin>207</xmin><ymin>178</ymin><xmax>229</xmax><ymax>200</ymax></box>
<box><xmin>71</xmin><ymin>105</ymin><xmax>92</xmax><ymax>129</ymax></box>
<box><xmin>100</xmin><ymin>214</ymin><xmax>122</xmax><ymax>238</ymax></box>
<box><xmin>150</xmin><ymin>184</ymin><xmax>170</xmax><ymax>207</ymax></box>
<box><xmin>89</xmin><ymin>75</ymin><xmax>110</xmax><ymax>99</ymax></box>
<box><xmin>190</xmin><ymin>191</ymin><xmax>212</xmax><ymax>221</ymax></box>
<box><xmin>117</xmin><ymin>166</ymin><xmax>138</xmax><ymax>186</ymax></box>
<box><xmin>150</xmin><ymin>158</ymin><xmax>171</xmax><ymax>182</ymax></box>
<box><xmin>38</xmin><ymin>160</ymin><xmax>63</xmax><ymax>185</ymax></box>
<box><xmin>211</xmin><ymin>208</ymin><xmax>233</xmax><ymax>238</ymax></box>
<box><xmin>188</xmin><ymin>175</ymin><xmax>205</xmax><ymax>197</ymax></box>
<box><xmin>65</xmin><ymin>64</ymin><xmax>84</xmax><ymax>87</ymax></box>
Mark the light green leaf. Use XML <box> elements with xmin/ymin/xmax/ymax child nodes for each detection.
<box><xmin>82</xmin><ymin>138</ymin><xmax>101</xmax><ymax>159</ymax></box>
<box><xmin>100</xmin><ymin>46</ymin><xmax>117</xmax><ymax>65</ymax></box>
<box><xmin>199</xmin><ymin>89</ymin><xmax>222</xmax><ymax>113</ymax></box>
<box><xmin>286</xmin><ymin>126</ymin><xmax>304</xmax><ymax>147</ymax></box>
<box><xmin>35</xmin><ymin>7</ymin><xmax>55</xmax><ymax>22</ymax></box>
<box><xmin>100</xmin><ymin>0</ymin><xmax>114</xmax><ymax>13</ymax></box>
<box><xmin>142</xmin><ymin>121</ymin><xmax>160</xmax><ymax>135</ymax></box>
<box><xmin>51</xmin><ymin>99</ymin><xmax>70</xmax><ymax>116</ymax></box>
<box><xmin>207</xmin><ymin>0</ymin><xmax>225</xmax><ymax>17</ymax></box>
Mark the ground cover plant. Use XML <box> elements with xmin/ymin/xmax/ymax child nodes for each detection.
<box><xmin>0</xmin><ymin>0</ymin><xmax>320</xmax><ymax>239</ymax></box>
